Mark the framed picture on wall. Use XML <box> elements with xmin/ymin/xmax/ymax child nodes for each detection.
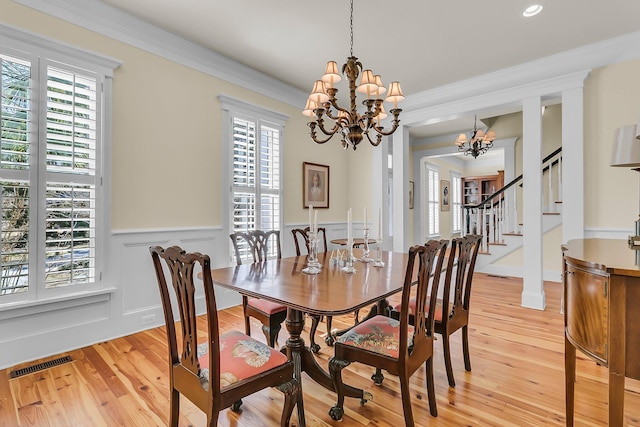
<box><xmin>441</xmin><ymin>180</ymin><xmax>450</xmax><ymax>211</ymax></box>
<box><xmin>303</xmin><ymin>162</ymin><xmax>329</xmax><ymax>208</ymax></box>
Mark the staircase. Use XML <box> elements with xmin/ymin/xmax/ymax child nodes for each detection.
<box><xmin>463</xmin><ymin>147</ymin><xmax>563</xmax><ymax>270</ymax></box>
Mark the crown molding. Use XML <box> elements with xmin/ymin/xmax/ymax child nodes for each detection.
<box><xmin>13</xmin><ymin>0</ymin><xmax>307</xmax><ymax>108</ymax></box>
<box><xmin>0</xmin><ymin>22</ymin><xmax>121</xmax><ymax>74</ymax></box>
<box><xmin>403</xmin><ymin>31</ymin><xmax>640</xmax><ymax>112</ymax></box>
<box><xmin>401</xmin><ymin>70</ymin><xmax>591</xmax><ymax>128</ymax></box>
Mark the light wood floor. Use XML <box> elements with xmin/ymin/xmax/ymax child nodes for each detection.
<box><xmin>2</xmin><ymin>273</ymin><xmax>640</xmax><ymax>426</ymax></box>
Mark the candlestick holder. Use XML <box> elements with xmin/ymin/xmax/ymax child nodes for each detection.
<box><xmin>372</xmin><ymin>240</ymin><xmax>385</xmax><ymax>268</ymax></box>
<box><xmin>302</xmin><ymin>231</ymin><xmax>322</xmax><ymax>274</ymax></box>
<box><xmin>341</xmin><ymin>245</ymin><xmax>357</xmax><ymax>274</ymax></box>
<box><xmin>360</xmin><ymin>227</ymin><xmax>374</xmax><ymax>262</ymax></box>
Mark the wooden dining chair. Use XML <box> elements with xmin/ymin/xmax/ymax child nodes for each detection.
<box><xmin>291</xmin><ymin>226</ymin><xmax>327</xmax><ymax>254</ymax></box>
<box><xmin>391</xmin><ymin>234</ymin><xmax>482</xmax><ymax>387</ymax></box>
<box><xmin>149</xmin><ymin>245</ymin><xmax>298</xmax><ymax>427</ymax></box>
<box><xmin>229</xmin><ymin>230</ymin><xmax>287</xmax><ymax>348</ymax></box>
<box><xmin>291</xmin><ymin>227</ymin><xmax>330</xmax><ymax>353</ymax></box>
<box><xmin>328</xmin><ymin>240</ymin><xmax>449</xmax><ymax>425</ymax></box>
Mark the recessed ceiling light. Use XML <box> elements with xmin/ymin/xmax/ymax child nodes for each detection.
<box><xmin>522</xmin><ymin>4</ymin><xmax>543</xmax><ymax>17</ymax></box>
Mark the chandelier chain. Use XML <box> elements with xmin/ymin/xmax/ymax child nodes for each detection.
<box><xmin>349</xmin><ymin>0</ymin><xmax>354</xmax><ymax>57</ymax></box>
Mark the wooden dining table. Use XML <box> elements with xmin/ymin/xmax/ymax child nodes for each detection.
<box><xmin>208</xmin><ymin>249</ymin><xmax>411</xmax><ymax>426</ymax></box>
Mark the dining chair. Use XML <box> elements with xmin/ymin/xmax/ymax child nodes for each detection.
<box><xmin>328</xmin><ymin>240</ymin><xmax>449</xmax><ymax>425</ymax></box>
<box><xmin>291</xmin><ymin>227</ymin><xmax>330</xmax><ymax>353</ymax></box>
<box><xmin>291</xmin><ymin>226</ymin><xmax>327</xmax><ymax>255</ymax></box>
<box><xmin>149</xmin><ymin>245</ymin><xmax>298</xmax><ymax>427</ymax></box>
<box><xmin>229</xmin><ymin>230</ymin><xmax>287</xmax><ymax>348</ymax></box>
<box><xmin>391</xmin><ymin>234</ymin><xmax>482</xmax><ymax>387</ymax></box>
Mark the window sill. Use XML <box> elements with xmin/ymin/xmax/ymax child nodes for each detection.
<box><xmin>0</xmin><ymin>287</ymin><xmax>117</xmax><ymax>321</ymax></box>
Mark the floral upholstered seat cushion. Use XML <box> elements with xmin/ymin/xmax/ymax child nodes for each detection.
<box><xmin>197</xmin><ymin>330</ymin><xmax>289</xmax><ymax>389</ymax></box>
<box><xmin>247</xmin><ymin>298</ymin><xmax>287</xmax><ymax>314</ymax></box>
<box><xmin>337</xmin><ymin>315</ymin><xmax>414</xmax><ymax>359</ymax></box>
<box><xmin>394</xmin><ymin>298</ymin><xmax>448</xmax><ymax>322</ymax></box>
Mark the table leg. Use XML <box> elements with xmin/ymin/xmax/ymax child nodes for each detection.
<box><xmin>285</xmin><ymin>308</ymin><xmax>365</xmax><ymax>422</ymax></box>
<box><xmin>565</xmin><ymin>335</ymin><xmax>575</xmax><ymax>427</ymax></box>
<box><xmin>284</xmin><ymin>309</ymin><xmax>307</xmax><ymax>426</ymax></box>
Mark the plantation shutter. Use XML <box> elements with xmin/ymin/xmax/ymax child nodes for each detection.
<box><xmin>1</xmin><ymin>55</ymin><xmax>31</xmax><ymax>294</ymax></box>
<box><xmin>427</xmin><ymin>168</ymin><xmax>439</xmax><ymax>236</ymax></box>
<box><xmin>43</xmin><ymin>64</ymin><xmax>97</xmax><ymax>288</ymax></box>
<box><xmin>452</xmin><ymin>174</ymin><xmax>461</xmax><ymax>233</ymax></box>
<box><xmin>231</xmin><ymin>116</ymin><xmax>281</xmax><ymax>261</ymax></box>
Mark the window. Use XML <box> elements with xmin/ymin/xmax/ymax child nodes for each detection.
<box><xmin>220</xmin><ymin>96</ymin><xmax>287</xmax><ymax>263</ymax></box>
<box><xmin>451</xmin><ymin>172</ymin><xmax>462</xmax><ymax>234</ymax></box>
<box><xmin>1</xmin><ymin>27</ymin><xmax>118</xmax><ymax>302</ymax></box>
<box><xmin>426</xmin><ymin>163</ymin><xmax>439</xmax><ymax>237</ymax></box>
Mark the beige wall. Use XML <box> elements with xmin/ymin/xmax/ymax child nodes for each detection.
<box><xmin>585</xmin><ymin>58</ymin><xmax>640</xmax><ymax>229</ymax></box>
<box><xmin>1</xmin><ymin>0</ymin><xmax>352</xmax><ymax>231</ymax></box>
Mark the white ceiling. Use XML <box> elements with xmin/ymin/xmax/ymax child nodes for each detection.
<box><xmin>99</xmin><ymin>0</ymin><xmax>640</xmax><ymax>141</ymax></box>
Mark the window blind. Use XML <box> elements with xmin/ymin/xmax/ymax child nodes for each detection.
<box><xmin>231</xmin><ymin>117</ymin><xmax>281</xmax><ymax>262</ymax></box>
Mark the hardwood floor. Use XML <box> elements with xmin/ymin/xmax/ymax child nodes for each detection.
<box><xmin>2</xmin><ymin>273</ymin><xmax>639</xmax><ymax>426</ymax></box>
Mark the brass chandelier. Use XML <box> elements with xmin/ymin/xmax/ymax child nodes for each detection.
<box><xmin>303</xmin><ymin>0</ymin><xmax>404</xmax><ymax>150</ymax></box>
<box><xmin>455</xmin><ymin>115</ymin><xmax>497</xmax><ymax>158</ymax></box>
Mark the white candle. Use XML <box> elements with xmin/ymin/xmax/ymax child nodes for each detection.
<box><xmin>363</xmin><ymin>206</ymin><xmax>367</xmax><ymax>229</ymax></box>
<box><xmin>309</xmin><ymin>205</ymin><xmax>313</xmax><ymax>233</ymax></box>
<box><xmin>378</xmin><ymin>207</ymin><xmax>382</xmax><ymax>240</ymax></box>
<box><xmin>347</xmin><ymin>208</ymin><xmax>352</xmax><ymax>246</ymax></box>
<box><xmin>314</xmin><ymin>210</ymin><xmax>318</xmax><ymax>235</ymax></box>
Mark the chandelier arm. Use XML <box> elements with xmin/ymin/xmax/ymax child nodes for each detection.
<box><xmin>372</xmin><ymin>121</ymin><xmax>399</xmax><ymax>136</ymax></box>
<box><xmin>364</xmin><ymin>130</ymin><xmax>383</xmax><ymax>147</ymax></box>
<box><xmin>313</xmin><ymin>118</ymin><xmax>341</xmax><ymax>137</ymax></box>
<box><xmin>324</xmin><ymin>99</ymin><xmax>350</xmax><ymax>120</ymax></box>
<box><xmin>308</xmin><ymin>123</ymin><xmax>337</xmax><ymax>144</ymax></box>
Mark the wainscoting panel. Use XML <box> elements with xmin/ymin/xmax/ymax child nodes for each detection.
<box><xmin>0</xmin><ymin>224</ymin><xmax>360</xmax><ymax>369</ymax></box>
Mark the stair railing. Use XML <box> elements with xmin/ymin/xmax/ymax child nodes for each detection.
<box><xmin>463</xmin><ymin>147</ymin><xmax>562</xmax><ymax>251</ymax></box>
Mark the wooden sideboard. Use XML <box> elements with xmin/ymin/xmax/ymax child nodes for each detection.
<box><xmin>562</xmin><ymin>238</ymin><xmax>640</xmax><ymax>426</ymax></box>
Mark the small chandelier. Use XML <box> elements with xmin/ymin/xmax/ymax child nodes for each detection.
<box><xmin>302</xmin><ymin>0</ymin><xmax>404</xmax><ymax>150</ymax></box>
<box><xmin>455</xmin><ymin>115</ymin><xmax>497</xmax><ymax>158</ymax></box>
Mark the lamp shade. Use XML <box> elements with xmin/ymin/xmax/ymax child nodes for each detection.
<box><xmin>309</xmin><ymin>80</ymin><xmax>329</xmax><ymax>105</ymax></box>
<box><xmin>610</xmin><ymin>125</ymin><xmax>640</xmax><ymax>167</ymax></box>
<box><xmin>302</xmin><ymin>99</ymin><xmax>317</xmax><ymax>117</ymax></box>
<box><xmin>385</xmin><ymin>82</ymin><xmax>405</xmax><ymax>107</ymax></box>
<box><xmin>357</xmin><ymin>69</ymin><xmax>377</xmax><ymax>95</ymax></box>
<box><xmin>322</xmin><ymin>61</ymin><xmax>341</xmax><ymax>86</ymax></box>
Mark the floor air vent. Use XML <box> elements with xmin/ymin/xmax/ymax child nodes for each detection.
<box><xmin>9</xmin><ymin>355</ymin><xmax>73</xmax><ymax>379</ymax></box>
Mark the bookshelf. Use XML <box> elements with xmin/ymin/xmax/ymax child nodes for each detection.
<box><xmin>462</xmin><ymin>171</ymin><xmax>504</xmax><ymax>207</ymax></box>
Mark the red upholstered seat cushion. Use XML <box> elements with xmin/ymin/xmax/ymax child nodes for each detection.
<box><xmin>197</xmin><ymin>330</ymin><xmax>289</xmax><ymax>388</ymax></box>
<box><xmin>247</xmin><ymin>298</ymin><xmax>287</xmax><ymax>314</ymax></box>
<box><xmin>394</xmin><ymin>298</ymin><xmax>447</xmax><ymax>322</ymax></box>
<box><xmin>336</xmin><ymin>315</ymin><xmax>414</xmax><ymax>359</ymax></box>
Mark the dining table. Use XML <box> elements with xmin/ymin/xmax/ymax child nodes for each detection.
<box><xmin>208</xmin><ymin>249</ymin><xmax>411</xmax><ymax>426</ymax></box>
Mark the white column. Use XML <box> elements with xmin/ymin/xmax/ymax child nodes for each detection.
<box><xmin>392</xmin><ymin>126</ymin><xmax>410</xmax><ymax>252</ymax></box>
<box><xmin>522</xmin><ymin>97</ymin><xmax>546</xmax><ymax>310</ymax></box>
<box><xmin>561</xmin><ymin>87</ymin><xmax>585</xmax><ymax>243</ymax></box>
<box><xmin>372</xmin><ymin>138</ymin><xmax>384</xmax><ymax>244</ymax></box>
